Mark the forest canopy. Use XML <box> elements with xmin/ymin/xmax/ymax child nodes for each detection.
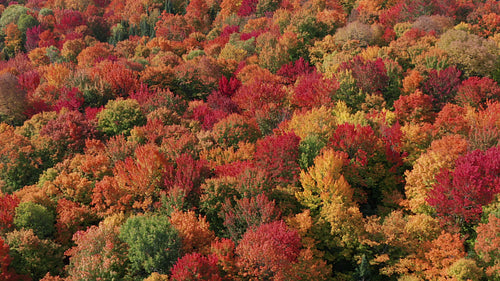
<box><xmin>0</xmin><ymin>0</ymin><xmax>500</xmax><ymax>280</ymax></box>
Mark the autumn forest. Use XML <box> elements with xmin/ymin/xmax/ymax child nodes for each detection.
<box><xmin>0</xmin><ymin>0</ymin><xmax>499</xmax><ymax>280</ymax></box>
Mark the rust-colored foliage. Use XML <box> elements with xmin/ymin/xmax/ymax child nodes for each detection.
<box><xmin>77</xmin><ymin>42</ymin><xmax>113</xmax><ymax>67</ymax></box>
<box><xmin>170</xmin><ymin>210</ymin><xmax>216</xmax><ymax>255</ymax></box>
<box><xmin>402</xmin><ymin>69</ymin><xmax>424</xmax><ymax>94</ymax></box>
<box><xmin>394</xmin><ymin>90</ymin><xmax>435</xmax><ymax>124</ymax></box>
<box><xmin>419</xmin><ymin>231</ymin><xmax>466</xmax><ymax>280</ymax></box>
<box><xmin>475</xmin><ymin>213</ymin><xmax>500</xmax><ymax>279</ymax></box>
<box><xmin>155</xmin><ymin>12</ymin><xmax>194</xmax><ymax>41</ymax></box>
<box><xmin>92</xmin><ymin>144</ymin><xmax>170</xmax><ymax>214</ymax></box>
<box><xmin>210</xmin><ymin>238</ymin><xmax>237</xmax><ymax>278</ymax></box>
<box><xmin>184</xmin><ymin>0</ymin><xmax>212</xmax><ymax>33</ymax></box>
<box><xmin>91</xmin><ymin>60</ymin><xmax>139</xmax><ymax>97</ymax></box>
<box><xmin>433</xmin><ymin>103</ymin><xmax>469</xmax><ymax>136</ymax></box>
<box><xmin>55</xmin><ymin>198</ymin><xmax>97</xmax><ymax>245</ymax></box>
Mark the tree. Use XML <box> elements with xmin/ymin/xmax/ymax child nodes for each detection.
<box><xmin>448</xmin><ymin>258</ymin><xmax>483</xmax><ymax>281</ymax></box>
<box><xmin>328</xmin><ymin>123</ymin><xmax>404</xmax><ymax>214</ymax></box>
<box><xmin>296</xmin><ymin>148</ymin><xmax>352</xmax><ymax>213</ymax></box>
<box><xmin>455</xmin><ymin>76</ymin><xmax>500</xmax><ymax>108</ymax></box>
<box><xmin>235</xmin><ymin>220</ymin><xmax>301</xmax><ymax>280</ymax></box>
<box><xmin>232</xmin><ymin>74</ymin><xmax>287</xmax><ymax>116</ymax></box>
<box><xmin>296</xmin><ymin>148</ymin><xmax>364</xmax><ymax>264</ymax></box>
<box><xmin>338</xmin><ymin>56</ymin><xmax>389</xmax><ymax>96</ymax></box>
<box><xmin>39</xmin><ymin>109</ymin><xmax>96</xmax><ymax>163</ymax></box>
<box><xmin>0</xmin><ymin>5</ymin><xmax>29</xmax><ymax>32</ymax></box>
<box><xmin>76</xmin><ymin>42</ymin><xmax>113</xmax><ymax>67</ymax></box>
<box><xmin>254</xmin><ymin>132</ymin><xmax>301</xmax><ymax>186</ymax></box>
<box><xmin>61</xmin><ymin>38</ymin><xmax>85</xmax><ymax>62</ymax></box>
<box><xmin>291</xmin><ymin>70</ymin><xmax>339</xmax><ymax>110</ymax></box>
<box><xmin>155</xmin><ymin>12</ymin><xmax>193</xmax><ymax>41</ymax></box>
<box><xmin>394</xmin><ymin>90</ymin><xmax>436</xmax><ymax>124</ymax></box>
<box><xmin>211</xmin><ymin>114</ymin><xmax>261</xmax><ymax>149</ymax></box>
<box><xmin>0</xmin><ymin>72</ymin><xmax>26</xmax><ymax>125</ymax></box>
<box><xmin>433</xmin><ymin>103</ymin><xmax>469</xmax><ymax>136</ymax></box>
<box><xmin>221</xmin><ymin>193</ymin><xmax>281</xmax><ymax>241</ymax></box>
<box><xmin>14</xmin><ymin>201</ymin><xmax>55</xmax><ymax>239</ymax></box>
<box><xmin>171</xmin><ymin>56</ymin><xmax>224</xmax><ymax>100</ymax></box>
<box><xmin>169</xmin><ymin>210</ymin><xmax>215</xmax><ymax>255</ymax></box>
<box><xmin>170</xmin><ymin>253</ymin><xmax>222</xmax><ymax>281</ymax></box>
<box><xmin>404</xmin><ymin>134</ymin><xmax>468</xmax><ymax>214</ymax></box>
<box><xmin>65</xmin><ymin>215</ymin><xmax>129</xmax><ymax>281</ymax></box>
<box><xmin>421</xmin><ymin>66</ymin><xmax>461</xmax><ymax>111</ymax></box>
<box><xmin>209</xmin><ymin>238</ymin><xmax>238</xmax><ymax>279</ymax></box>
<box><xmin>427</xmin><ymin>147</ymin><xmax>500</xmax><ymax>227</ymax></box>
<box><xmin>184</xmin><ymin>0</ymin><xmax>212</xmax><ymax>34</ymax></box>
<box><xmin>0</xmin><ymin>193</ymin><xmax>19</xmax><ymax>234</ymax></box>
<box><xmin>97</xmin><ymin>98</ymin><xmax>147</xmax><ymax>137</ymax></box>
<box><xmin>163</xmin><ymin>153</ymin><xmax>211</xmax><ymax>210</ymax></box>
<box><xmin>361</xmin><ymin>211</ymin><xmax>441</xmax><ymax>277</ymax></box>
<box><xmin>466</xmin><ymin>101</ymin><xmax>500</xmax><ymax>151</ymax></box>
<box><xmin>3</xmin><ymin>23</ymin><xmax>23</xmax><ymax>58</ymax></box>
<box><xmin>6</xmin><ymin>229</ymin><xmax>64</xmax><ymax>280</ymax></box>
<box><xmin>55</xmin><ymin>198</ymin><xmax>98</xmax><ymax>245</ymax></box>
<box><xmin>475</xmin><ymin>213</ymin><xmax>500</xmax><ymax>279</ymax></box>
<box><xmin>91</xmin><ymin>60</ymin><xmax>139</xmax><ymax>97</ymax></box>
<box><xmin>92</xmin><ymin>143</ymin><xmax>170</xmax><ymax>214</ymax></box>
<box><xmin>119</xmin><ymin>214</ymin><xmax>182</xmax><ymax>277</ymax></box>
<box><xmin>277</xmin><ymin>57</ymin><xmax>315</xmax><ymax>84</ymax></box>
<box><xmin>334</xmin><ymin>21</ymin><xmax>376</xmax><ymax>47</ymax></box>
<box><xmin>199</xmin><ymin>176</ymin><xmax>240</xmax><ymax>235</ymax></box>
<box><xmin>420</xmin><ymin>232</ymin><xmax>466</xmax><ymax>280</ymax></box>
<box><xmin>438</xmin><ymin>29</ymin><xmax>498</xmax><ymax>77</ymax></box>
<box><xmin>0</xmin><ymin>236</ymin><xmax>23</xmax><ymax>281</ymax></box>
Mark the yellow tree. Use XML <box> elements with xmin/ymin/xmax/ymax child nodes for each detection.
<box><xmin>296</xmin><ymin>148</ymin><xmax>364</xmax><ymax>263</ymax></box>
<box><xmin>361</xmin><ymin>211</ymin><xmax>441</xmax><ymax>277</ymax></box>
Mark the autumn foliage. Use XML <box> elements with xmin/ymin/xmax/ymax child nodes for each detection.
<box><xmin>0</xmin><ymin>0</ymin><xmax>499</xmax><ymax>279</ymax></box>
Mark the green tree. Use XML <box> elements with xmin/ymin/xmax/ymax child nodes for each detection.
<box><xmin>119</xmin><ymin>214</ymin><xmax>182</xmax><ymax>277</ymax></box>
<box><xmin>0</xmin><ymin>5</ymin><xmax>29</xmax><ymax>34</ymax></box>
<box><xmin>97</xmin><ymin>98</ymin><xmax>147</xmax><ymax>137</ymax></box>
<box><xmin>14</xmin><ymin>201</ymin><xmax>55</xmax><ymax>239</ymax></box>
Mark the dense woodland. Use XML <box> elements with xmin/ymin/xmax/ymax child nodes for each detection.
<box><xmin>0</xmin><ymin>0</ymin><xmax>499</xmax><ymax>280</ymax></box>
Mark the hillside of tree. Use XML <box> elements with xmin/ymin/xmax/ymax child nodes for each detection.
<box><xmin>0</xmin><ymin>0</ymin><xmax>499</xmax><ymax>280</ymax></box>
